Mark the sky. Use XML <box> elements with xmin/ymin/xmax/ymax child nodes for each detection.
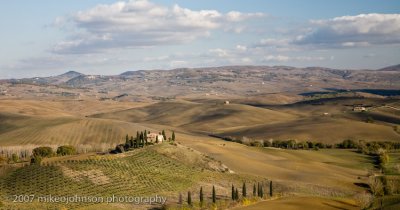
<box><xmin>0</xmin><ymin>0</ymin><xmax>399</xmax><ymax>78</ymax></box>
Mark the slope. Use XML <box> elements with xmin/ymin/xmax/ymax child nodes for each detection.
<box><xmin>92</xmin><ymin>101</ymin><xmax>296</xmax><ymax>132</ymax></box>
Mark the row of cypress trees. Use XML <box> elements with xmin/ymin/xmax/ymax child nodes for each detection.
<box><xmin>231</xmin><ymin>181</ymin><xmax>272</xmax><ymax>201</ymax></box>
<box><xmin>181</xmin><ymin>186</ymin><xmax>217</xmax><ymax>206</ymax></box>
<box><xmin>182</xmin><ymin>181</ymin><xmax>273</xmax><ymax>206</ymax></box>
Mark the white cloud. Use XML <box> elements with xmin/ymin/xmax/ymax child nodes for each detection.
<box><xmin>262</xmin><ymin>55</ymin><xmax>326</xmax><ymax>62</ymax></box>
<box><xmin>226</xmin><ymin>11</ymin><xmax>264</xmax><ymax>22</ymax></box>
<box><xmin>208</xmin><ymin>48</ymin><xmax>231</xmax><ymax>58</ymax></box>
<box><xmin>295</xmin><ymin>13</ymin><xmax>400</xmax><ymax>47</ymax></box>
<box><xmin>236</xmin><ymin>45</ymin><xmax>247</xmax><ymax>51</ymax></box>
<box><xmin>262</xmin><ymin>55</ymin><xmax>290</xmax><ymax>62</ymax></box>
<box><xmin>259</xmin><ymin>38</ymin><xmax>290</xmax><ymax>47</ymax></box>
<box><xmin>143</xmin><ymin>55</ymin><xmax>169</xmax><ymax>62</ymax></box>
<box><xmin>53</xmin><ymin>0</ymin><xmax>264</xmax><ymax>54</ymax></box>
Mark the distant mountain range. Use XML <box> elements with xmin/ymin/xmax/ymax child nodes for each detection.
<box><xmin>1</xmin><ymin>65</ymin><xmax>399</xmax><ymax>101</ymax></box>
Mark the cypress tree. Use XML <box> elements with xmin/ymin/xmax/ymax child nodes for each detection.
<box><xmin>140</xmin><ymin>131</ymin><xmax>144</xmax><ymax>147</ymax></box>
<box><xmin>179</xmin><ymin>192</ymin><xmax>182</xmax><ymax>204</ymax></box>
<box><xmin>162</xmin><ymin>130</ymin><xmax>167</xmax><ymax>141</ymax></box>
<box><xmin>134</xmin><ymin>138</ymin><xmax>138</xmax><ymax>148</ymax></box>
<box><xmin>144</xmin><ymin>130</ymin><xmax>148</xmax><ymax>145</ymax></box>
<box><xmin>200</xmin><ymin>187</ymin><xmax>204</xmax><ymax>205</ymax></box>
<box><xmin>253</xmin><ymin>183</ymin><xmax>256</xmax><ymax>197</ymax></box>
<box><xmin>135</xmin><ymin>132</ymin><xmax>139</xmax><ymax>148</ymax></box>
<box><xmin>242</xmin><ymin>182</ymin><xmax>247</xmax><ymax>197</ymax></box>
<box><xmin>257</xmin><ymin>182</ymin><xmax>260</xmax><ymax>197</ymax></box>
<box><xmin>212</xmin><ymin>185</ymin><xmax>216</xmax><ymax>203</ymax></box>
<box><xmin>156</xmin><ymin>135</ymin><xmax>159</xmax><ymax>143</ymax></box>
<box><xmin>231</xmin><ymin>184</ymin><xmax>235</xmax><ymax>200</ymax></box>
<box><xmin>269</xmin><ymin>181</ymin><xmax>273</xmax><ymax>197</ymax></box>
<box><xmin>187</xmin><ymin>191</ymin><xmax>192</xmax><ymax>206</ymax></box>
<box><xmin>125</xmin><ymin>134</ymin><xmax>130</xmax><ymax>148</ymax></box>
<box><xmin>235</xmin><ymin>188</ymin><xmax>239</xmax><ymax>200</ymax></box>
<box><xmin>172</xmin><ymin>131</ymin><xmax>175</xmax><ymax>141</ymax></box>
<box><xmin>260</xmin><ymin>185</ymin><xmax>264</xmax><ymax>198</ymax></box>
<box><xmin>130</xmin><ymin>136</ymin><xmax>134</xmax><ymax>147</ymax></box>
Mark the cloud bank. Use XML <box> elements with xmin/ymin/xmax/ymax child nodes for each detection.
<box><xmin>295</xmin><ymin>13</ymin><xmax>400</xmax><ymax>47</ymax></box>
<box><xmin>53</xmin><ymin>0</ymin><xmax>263</xmax><ymax>54</ymax></box>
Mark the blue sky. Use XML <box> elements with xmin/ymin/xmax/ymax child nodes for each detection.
<box><xmin>1</xmin><ymin>0</ymin><xmax>399</xmax><ymax>78</ymax></box>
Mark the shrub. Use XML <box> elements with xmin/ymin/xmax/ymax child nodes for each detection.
<box><xmin>378</xmin><ymin>153</ymin><xmax>389</xmax><ymax>168</ymax></box>
<box><xmin>11</xmin><ymin>153</ymin><xmax>19</xmax><ymax>163</ymax></box>
<box><xmin>337</xmin><ymin>139</ymin><xmax>358</xmax><ymax>149</ymax></box>
<box><xmin>250</xmin><ymin>141</ymin><xmax>263</xmax><ymax>147</ymax></box>
<box><xmin>32</xmin><ymin>147</ymin><xmax>54</xmax><ymax>158</ymax></box>
<box><xmin>353</xmin><ymin>192</ymin><xmax>373</xmax><ymax>209</ymax></box>
<box><xmin>383</xmin><ymin>177</ymin><xmax>399</xmax><ymax>195</ymax></box>
<box><xmin>369</xmin><ymin>176</ymin><xmax>384</xmax><ymax>196</ymax></box>
<box><xmin>263</xmin><ymin>140</ymin><xmax>272</xmax><ymax>147</ymax></box>
<box><xmin>0</xmin><ymin>156</ymin><xmax>7</xmax><ymax>164</ymax></box>
<box><xmin>56</xmin><ymin>145</ymin><xmax>76</xmax><ymax>156</ymax></box>
<box><xmin>115</xmin><ymin>144</ymin><xmax>125</xmax><ymax>153</ymax></box>
<box><xmin>30</xmin><ymin>156</ymin><xmax>42</xmax><ymax>165</ymax></box>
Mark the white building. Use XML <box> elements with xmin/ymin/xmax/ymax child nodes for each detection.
<box><xmin>148</xmin><ymin>133</ymin><xmax>164</xmax><ymax>143</ymax></box>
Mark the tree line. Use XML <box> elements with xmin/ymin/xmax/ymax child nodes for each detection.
<box><xmin>179</xmin><ymin>181</ymin><xmax>274</xmax><ymax>208</ymax></box>
<box><xmin>214</xmin><ymin>135</ymin><xmax>400</xmax><ymax>151</ymax></box>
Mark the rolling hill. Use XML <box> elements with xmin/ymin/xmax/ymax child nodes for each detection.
<box><xmin>92</xmin><ymin>100</ymin><xmax>296</xmax><ymax>132</ymax></box>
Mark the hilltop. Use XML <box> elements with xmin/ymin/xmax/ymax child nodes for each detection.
<box><xmin>379</xmin><ymin>64</ymin><xmax>400</xmax><ymax>71</ymax></box>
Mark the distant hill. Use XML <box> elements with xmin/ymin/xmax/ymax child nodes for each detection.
<box><xmin>379</xmin><ymin>64</ymin><xmax>400</xmax><ymax>71</ymax></box>
<box><xmin>2</xmin><ymin>65</ymin><xmax>399</xmax><ymax>101</ymax></box>
<box><xmin>120</xmin><ymin>70</ymin><xmax>146</xmax><ymax>76</ymax></box>
<box><xmin>58</xmin><ymin>70</ymin><xmax>84</xmax><ymax>78</ymax></box>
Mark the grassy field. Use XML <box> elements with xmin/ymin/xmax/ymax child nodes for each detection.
<box><xmin>175</xmin><ymin>132</ymin><xmax>374</xmax><ymax>196</ymax></box>
<box><xmin>219</xmin><ymin>117</ymin><xmax>400</xmax><ymax>143</ymax></box>
<box><xmin>92</xmin><ymin>100</ymin><xmax>296</xmax><ymax>133</ymax></box>
<box><xmin>93</xmin><ymin>99</ymin><xmax>400</xmax><ymax>143</ymax></box>
<box><xmin>0</xmin><ymin>114</ymin><xmax>155</xmax><ymax>146</ymax></box>
<box><xmin>1</xmin><ymin>99</ymin><xmax>399</xmax><ymax>146</ymax></box>
<box><xmin>234</xmin><ymin>196</ymin><xmax>358</xmax><ymax>210</ymax></box>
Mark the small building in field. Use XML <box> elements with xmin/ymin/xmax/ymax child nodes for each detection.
<box><xmin>224</xmin><ymin>101</ymin><xmax>230</xmax><ymax>105</ymax></box>
<box><xmin>148</xmin><ymin>133</ymin><xmax>164</xmax><ymax>143</ymax></box>
<box><xmin>353</xmin><ymin>105</ymin><xmax>366</xmax><ymax>112</ymax></box>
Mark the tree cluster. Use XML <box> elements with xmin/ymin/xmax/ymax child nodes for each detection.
<box><xmin>111</xmin><ymin>130</ymin><xmax>175</xmax><ymax>154</ymax></box>
<box><xmin>31</xmin><ymin>145</ymin><xmax>77</xmax><ymax>165</ymax></box>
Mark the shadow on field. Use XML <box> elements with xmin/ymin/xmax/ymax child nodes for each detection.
<box><xmin>354</xmin><ymin>182</ymin><xmax>369</xmax><ymax>189</ymax></box>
